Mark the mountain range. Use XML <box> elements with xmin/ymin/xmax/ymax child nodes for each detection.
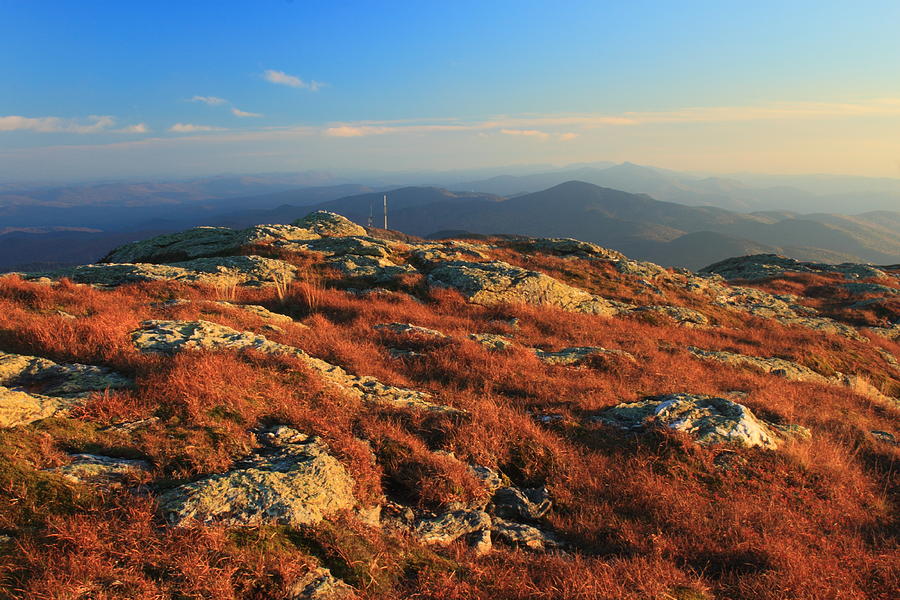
<box><xmin>1</xmin><ymin>164</ymin><xmax>899</xmax><ymax>272</ymax></box>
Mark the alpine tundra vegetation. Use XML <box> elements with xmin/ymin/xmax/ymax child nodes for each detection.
<box><xmin>0</xmin><ymin>211</ymin><xmax>897</xmax><ymax>599</ymax></box>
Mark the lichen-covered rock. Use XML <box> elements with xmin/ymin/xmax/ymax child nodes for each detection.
<box><xmin>132</xmin><ymin>320</ymin><xmax>462</xmax><ymax>415</ymax></box>
<box><xmin>0</xmin><ymin>351</ymin><xmax>132</xmax><ymax>428</ymax></box>
<box><xmin>491</xmin><ymin>486</ymin><xmax>552</xmax><ymax>521</ymax></box>
<box><xmin>414</xmin><ymin>509</ymin><xmax>491</xmax><ymax>545</ymax></box>
<box><xmin>628</xmin><ymin>305</ymin><xmax>710</xmax><ymax>327</ymax></box>
<box><xmin>410</xmin><ymin>242</ymin><xmax>492</xmax><ymax>268</ymax></box>
<box><xmin>50</xmin><ymin>454</ymin><xmax>150</xmax><ymax>486</ymax></box>
<box><xmin>25</xmin><ymin>256</ymin><xmax>297</xmax><ymax>288</ymax></box>
<box><xmin>595</xmin><ymin>393</ymin><xmax>807</xmax><ymax>449</ymax></box>
<box><xmin>469</xmin><ymin>333</ymin><xmax>515</xmax><ymax>352</ymax></box>
<box><xmin>291</xmin><ymin>211</ymin><xmax>367</xmax><ymax>238</ymax></box>
<box><xmin>289</xmin><ymin>567</ymin><xmax>356</xmax><ymax>600</ymax></box>
<box><xmin>614</xmin><ymin>258</ymin><xmax>670</xmax><ymax>280</ymax></box>
<box><xmin>524</xmin><ymin>238</ymin><xmax>626</xmax><ymax>261</ymax></box>
<box><xmin>0</xmin><ymin>351</ymin><xmax>132</xmax><ymax>397</ymax></box>
<box><xmin>0</xmin><ymin>387</ymin><xmax>74</xmax><ymax>428</ymax></box>
<box><xmin>468</xmin><ymin>528</ymin><xmax>493</xmax><ymax>556</ymax></box>
<box><xmin>688</xmin><ymin>347</ymin><xmax>829</xmax><ymax>383</ymax></box>
<box><xmin>102</xmin><ymin>226</ymin><xmax>245</xmax><ymax>263</ymax></box>
<box><xmin>707</xmin><ymin>282</ymin><xmax>865</xmax><ymax>340</ymax></box>
<box><xmin>213</xmin><ymin>301</ymin><xmax>295</xmax><ymax>323</ymax></box>
<box><xmin>534</xmin><ymin>346</ymin><xmax>635</xmax><ymax>366</ymax></box>
<box><xmin>701</xmin><ymin>254</ymin><xmax>888</xmax><ymax>281</ymax></box>
<box><xmin>101</xmin><ymin>224</ymin><xmax>319</xmax><ymax>264</ymax></box>
<box><xmin>427</xmin><ymin>260</ymin><xmax>624</xmax><ymax>316</ymax></box>
<box><xmin>491</xmin><ymin>518</ymin><xmax>561</xmax><ymax>551</ymax></box>
<box><xmin>468</xmin><ymin>464</ymin><xmax>504</xmax><ymax>494</ymax></box>
<box><xmin>374</xmin><ymin>323</ymin><xmax>448</xmax><ymax>339</ymax></box>
<box><xmin>843</xmin><ymin>282</ymin><xmax>900</xmax><ymax>297</ymax></box>
<box><xmin>159</xmin><ymin>427</ymin><xmax>356</xmax><ymax>527</ymax></box>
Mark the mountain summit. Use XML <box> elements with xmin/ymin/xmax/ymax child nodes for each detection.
<box><xmin>0</xmin><ymin>210</ymin><xmax>897</xmax><ymax>598</ymax></box>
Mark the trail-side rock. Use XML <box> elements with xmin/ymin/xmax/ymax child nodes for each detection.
<box><xmin>843</xmin><ymin>282</ymin><xmax>900</xmax><ymax>297</ymax></box>
<box><xmin>491</xmin><ymin>486</ymin><xmax>552</xmax><ymax>521</ymax></box>
<box><xmin>0</xmin><ymin>351</ymin><xmax>132</xmax><ymax>428</ymax></box>
<box><xmin>868</xmin><ymin>323</ymin><xmax>900</xmax><ymax>341</ymax></box>
<box><xmin>281</xmin><ymin>236</ymin><xmax>416</xmax><ymax>283</ymax></box>
<box><xmin>213</xmin><ymin>301</ymin><xmax>295</xmax><ymax>323</ymax></box>
<box><xmin>521</xmin><ymin>238</ymin><xmax>626</xmax><ymax>261</ymax></box>
<box><xmin>291</xmin><ymin>211</ymin><xmax>367</xmax><ymax>238</ymax></box>
<box><xmin>468</xmin><ymin>528</ymin><xmax>493</xmax><ymax>556</ymax></box>
<box><xmin>374</xmin><ymin>323</ymin><xmax>449</xmax><ymax>339</ymax></box>
<box><xmin>613</xmin><ymin>258</ymin><xmax>670</xmax><ymax>280</ymax></box>
<box><xmin>414</xmin><ymin>509</ymin><xmax>491</xmax><ymax>545</ymax></box>
<box><xmin>327</xmin><ymin>255</ymin><xmax>417</xmax><ymax>282</ymax></box>
<box><xmin>701</xmin><ymin>254</ymin><xmax>888</xmax><ymax>281</ymax></box>
<box><xmin>25</xmin><ymin>256</ymin><xmax>297</xmax><ymax>288</ymax></box>
<box><xmin>0</xmin><ymin>351</ymin><xmax>132</xmax><ymax>397</ymax></box>
<box><xmin>132</xmin><ymin>320</ymin><xmax>462</xmax><ymax>415</ymax></box>
<box><xmin>469</xmin><ymin>333</ymin><xmax>515</xmax><ymax>352</ymax></box>
<box><xmin>410</xmin><ymin>241</ymin><xmax>492</xmax><ymax>269</ymax></box>
<box><xmin>0</xmin><ymin>386</ymin><xmax>75</xmax><ymax>428</ymax></box>
<box><xmin>687</xmin><ymin>347</ymin><xmax>829</xmax><ymax>383</ymax></box>
<box><xmin>102</xmin><ymin>224</ymin><xmax>320</xmax><ymax>264</ymax></box>
<box><xmin>427</xmin><ymin>260</ymin><xmax>625</xmax><ymax>316</ymax></box>
<box><xmin>289</xmin><ymin>567</ymin><xmax>356</xmax><ymax>600</ymax></box>
<box><xmin>595</xmin><ymin>393</ymin><xmax>808</xmax><ymax>450</ymax></box>
<box><xmin>534</xmin><ymin>346</ymin><xmax>635</xmax><ymax>366</ymax></box>
<box><xmin>468</xmin><ymin>464</ymin><xmax>504</xmax><ymax>494</ymax></box>
<box><xmin>492</xmin><ymin>518</ymin><xmax>562</xmax><ymax>552</ymax></box>
<box><xmin>159</xmin><ymin>426</ymin><xmax>356</xmax><ymax>527</ymax></box>
<box><xmin>50</xmin><ymin>454</ymin><xmax>151</xmax><ymax>486</ymax></box>
<box><xmin>628</xmin><ymin>305</ymin><xmax>710</xmax><ymax>327</ymax></box>
<box><xmin>707</xmin><ymin>282</ymin><xmax>865</xmax><ymax>340</ymax></box>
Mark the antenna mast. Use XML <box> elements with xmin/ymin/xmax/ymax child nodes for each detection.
<box><xmin>367</xmin><ymin>197</ymin><xmax>374</xmax><ymax>228</ymax></box>
<box><xmin>383</xmin><ymin>194</ymin><xmax>388</xmax><ymax>229</ymax></box>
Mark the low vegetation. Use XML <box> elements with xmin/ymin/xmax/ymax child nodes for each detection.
<box><xmin>0</xmin><ymin>221</ymin><xmax>897</xmax><ymax>599</ymax></box>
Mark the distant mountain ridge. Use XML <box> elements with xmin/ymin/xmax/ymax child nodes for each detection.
<box><xmin>1</xmin><ymin>168</ymin><xmax>899</xmax><ymax>272</ymax></box>
<box><xmin>457</xmin><ymin>162</ymin><xmax>900</xmax><ymax>213</ymax></box>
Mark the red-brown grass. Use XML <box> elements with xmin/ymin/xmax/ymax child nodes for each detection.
<box><xmin>0</xmin><ymin>250</ymin><xmax>897</xmax><ymax>599</ymax></box>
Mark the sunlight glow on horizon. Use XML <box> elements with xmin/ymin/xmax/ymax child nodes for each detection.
<box><xmin>1</xmin><ymin>0</ymin><xmax>899</xmax><ymax>180</ymax></box>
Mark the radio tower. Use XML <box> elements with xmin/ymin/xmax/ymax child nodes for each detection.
<box><xmin>383</xmin><ymin>194</ymin><xmax>388</xmax><ymax>230</ymax></box>
<box><xmin>367</xmin><ymin>197</ymin><xmax>374</xmax><ymax>228</ymax></box>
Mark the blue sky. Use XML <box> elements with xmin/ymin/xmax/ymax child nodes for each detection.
<box><xmin>2</xmin><ymin>0</ymin><xmax>900</xmax><ymax>180</ymax></box>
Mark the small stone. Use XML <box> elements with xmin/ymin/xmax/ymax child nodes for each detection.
<box><xmin>468</xmin><ymin>528</ymin><xmax>492</xmax><ymax>556</ymax></box>
<box><xmin>491</xmin><ymin>486</ymin><xmax>552</xmax><ymax>521</ymax></box>
<box><xmin>50</xmin><ymin>454</ymin><xmax>150</xmax><ymax>486</ymax></box>
<box><xmin>288</xmin><ymin>567</ymin><xmax>356</xmax><ymax>600</ymax></box>
<box><xmin>374</xmin><ymin>323</ymin><xmax>448</xmax><ymax>339</ymax></box>
<box><xmin>595</xmin><ymin>393</ymin><xmax>805</xmax><ymax>450</ymax></box>
<box><xmin>469</xmin><ymin>333</ymin><xmax>514</xmax><ymax>352</ymax></box>
<box><xmin>534</xmin><ymin>346</ymin><xmax>635</xmax><ymax>366</ymax></box>
<box><xmin>158</xmin><ymin>428</ymin><xmax>356</xmax><ymax>528</ymax></box>
<box><xmin>291</xmin><ymin>211</ymin><xmax>367</xmax><ymax>238</ymax></box>
<box><xmin>492</xmin><ymin>518</ymin><xmax>560</xmax><ymax>552</ymax></box>
<box><xmin>414</xmin><ymin>509</ymin><xmax>491</xmax><ymax>545</ymax></box>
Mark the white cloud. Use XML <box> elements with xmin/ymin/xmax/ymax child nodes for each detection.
<box><xmin>232</xmin><ymin>107</ymin><xmax>263</xmax><ymax>118</ymax></box>
<box><xmin>324</xmin><ymin>125</ymin><xmax>394</xmax><ymax>137</ymax></box>
<box><xmin>116</xmin><ymin>123</ymin><xmax>149</xmax><ymax>134</ymax></box>
<box><xmin>169</xmin><ymin>123</ymin><xmax>226</xmax><ymax>133</ymax></box>
<box><xmin>500</xmin><ymin>128</ymin><xmax>550</xmax><ymax>140</ymax></box>
<box><xmin>0</xmin><ymin>115</ymin><xmax>117</xmax><ymax>133</ymax></box>
<box><xmin>263</xmin><ymin>69</ymin><xmax>324</xmax><ymax>91</ymax></box>
<box><xmin>190</xmin><ymin>96</ymin><xmax>227</xmax><ymax>105</ymax></box>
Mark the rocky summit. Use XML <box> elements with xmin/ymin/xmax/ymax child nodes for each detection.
<box><xmin>0</xmin><ymin>210</ymin><xmax>897</xmax><ymax>600</ymax></box>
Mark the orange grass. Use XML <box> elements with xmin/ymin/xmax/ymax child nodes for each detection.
<box><xmin>0</xmin><ymin>253</ymin><xmax>897</xmax><ymax>599</ymax></box>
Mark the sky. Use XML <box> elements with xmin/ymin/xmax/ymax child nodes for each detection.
<box><xmin>2</xmin><ymin>0</ymin><xmax>900</xmax><ymax>182</ymax></box>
